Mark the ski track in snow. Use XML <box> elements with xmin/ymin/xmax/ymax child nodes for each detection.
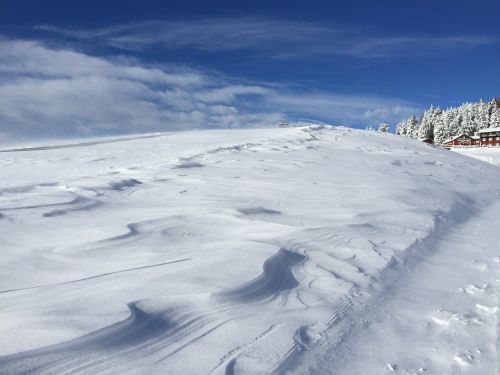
<box><xmin>0</xmin><ymin>258</ymin><xmax>191</xmax><ymax>294</ymax></box>
<box><xmin>278</xmin><ymin>199</ymin><xmax>500</xmax><ymax>375</ymax></box>
<box><xmin>1</xmin><ymin>126</ymin><xmax>500</xmax><ymax>374</ymax></box>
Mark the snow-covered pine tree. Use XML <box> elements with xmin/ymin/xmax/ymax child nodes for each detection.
<box><xmin>378</xmin><ymin>122</ymin><xmax>390</xmax><ymax>133</ymax></box>
<box><xmin>418</xmin><ymin>106</ymin><xmax>440</xmax><ymax>140</ymax></box>
<box><xmin>489</xmin><ymin>98</ymin><xmax>500</xmax><ymax>128</ymax></box>
<box><xmin>459</xmin><ymin>102</ymin><xmax>475</xmax><ymax>135</ymax></box>
<box><xmin>432</xmin><ymin>110</ymin><xmax>448</xmax><ymax>144</ymax></box>
<box><xmin>476</xmin><ymin>99</ymin><xmax>490</xmax><ymax>131</ymax></box>
<box><xmin>399</xmin><ymin>97</ymin><xmax>500</xmax><ymax>143</ymax></box>
<box><xmin>395</xmin><ymin>119</ymin><xmax>407</xmax><ymax>135</ymax></box>
<box><xmin>406</xmin><ymin>114</ymin><xmax>420</xmax><ymax>138</ymax></box>
<box><xmin>439</xmin><ymin>108</ymin><xmax>460</xmax><ymax>143</ymax></box>
<box><xmin>439</xmin><ymin>108</ymin><xmax>452</xmax><ymax>143</ymax></box>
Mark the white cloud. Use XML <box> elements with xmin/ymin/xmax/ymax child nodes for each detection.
<box><xmin>266</xmin><ymin>91</ymin><xmax>421</xmax><ymax>125</ymax></box>
<box><xmin>0</xmin><ymin>38</ymin><xmax>205</xmax><ymax>85</ymax></box>
<box><xmin>0</xmin><ymin>38</ymin><xmax>422</xmax><ymax>141</ymax></box>
<box><xmin>194</xmin><ymin>85</ymin><xmax>272</xmax><ymax>104</ymax></box>
<box><xmin>36</xmin><ymin>17</ymin><xmax>499</xmax><ymax>59</ymax></box>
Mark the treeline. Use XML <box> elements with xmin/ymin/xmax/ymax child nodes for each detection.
<box><xmin>395</xmin><ymin>98</ymin><xmax>500</xmax><ymax>144</ymax></box>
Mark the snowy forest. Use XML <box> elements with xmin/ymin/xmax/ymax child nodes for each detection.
<box><xmin>395</xmin><ymin>97</ymin><xmax>500</xmax><ymax>144</ymax></box>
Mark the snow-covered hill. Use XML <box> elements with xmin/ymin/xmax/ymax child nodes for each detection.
<box><xmin>1</xmin><ymin>126</ymin><xmax>500</xmax><ymax>374</ymax></box>
<box><xmin>452</xmin><ymin>147</ymin><xmax>500</xmax><ymax>167</ymax></box>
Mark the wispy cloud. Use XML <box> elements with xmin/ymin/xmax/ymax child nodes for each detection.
<box><xmin>0</xmin><ymin>38</ymin><xmax>421</xmax><ymax>142</ymax></box>
<box><xmin>35</xmin><ymin>17</ymin><xmax>499</xmax><ymax>59</ymax></box>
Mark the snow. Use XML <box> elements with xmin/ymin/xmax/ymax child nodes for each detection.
<box><xmin>287</xmin><ymin>197</ymin><xmax>500</xmax><ymax>374</ymax></box>
<box><xmin>452</xmin><ymin>147</ymin><xmax>500</xmax><ymax>167</ymax></box>
<box><xmin>477</xmin><ymin>127</ymin><xmax>500</xmax><ymax>133</ymax></box>
<box><xmin>1</xmin><ymin>126</ymin><xmax>500</xmax><ymax>374</ymax></box>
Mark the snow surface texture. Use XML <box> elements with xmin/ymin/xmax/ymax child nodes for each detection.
<box><xmin>452</xmin><ymin>147</ymin><xmax>500</xmax><ymax>167</ymax></box>
<box><xmin>1</xmin><ymin>126</ymin><xmax>500</xmax><ymax>374</ymax></box>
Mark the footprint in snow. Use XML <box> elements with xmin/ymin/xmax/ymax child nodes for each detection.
<box><xmin>386</xmin><ymin>363</ymin><xmax>398</xmax><ymax>371</ymax></box>
<box><xmin>430</xmin><ymin>310</ymin><xmax>484</xmax><ymax>328</ymax></box>
<box><xmin>391</xmin><ymin>160</ymin><xmax>402</xmax><ymax>166</ymax></box>
<box><xmin>458</xmin><ymin>283</ymin><xmax>487</xmax><ymax>295</ymax></box>
<box><xmin>454</xmin><ymin>352</ymin><xmax>474</xmax><ymax>366</ymax></box>
<box><xmin>475</xmin><ymin>303</ymin><xmax>498</xmax><ymax>314</ymax></box>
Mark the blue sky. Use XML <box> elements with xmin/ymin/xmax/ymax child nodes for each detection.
<box><xmin>0</xmin><ymin>0</ymin><xmax>499</xmax><ymax>141</ymax></box>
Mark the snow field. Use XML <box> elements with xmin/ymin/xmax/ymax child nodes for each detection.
<box><xmin>452</xmin><ymin>147</ymin><xmax>500</xmax><ymax>167</ymax></box>
<box><xmin>1</xmin><ymin>126</ymin><xmax>500</xmax><ymax>374</ymax></box>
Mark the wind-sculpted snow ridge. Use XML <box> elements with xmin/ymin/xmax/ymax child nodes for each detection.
<box><xmin>1</xmin><ymin>126</ymin><xmax>500</xmax><ymax>374</ymax></box>
<box><xmin>273</xmin><ymin>197</ymin><xmax>478</xmax><ymax>374</ymax></box>
<box><xmin>215</xmin><ymin>248</ymin><xmax>305</xmax><ymax>303</ymax></box>
<box><xmin>0</xmin><ymin>304</ymin><xmax>174</xmax><ymax>374</ymax></box>
<box><xmin>108</xmin><ymin>178</ymin><xmax>143</xmax><ymax>191</ymax></box>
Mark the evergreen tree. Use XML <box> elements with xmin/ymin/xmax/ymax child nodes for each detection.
<box><xmin>378</xmin><ymin>122</ymin><xmax>390</xmax><ymax>133</ymax></box>
<box><xmin>406</xmin><ymin>115</ymin><xmax>420</xmax><ymax>138</ymax></box>
<box><xmin>432</xmin><ymin>110</ymin><xmax>447</xmax><ymax>144</ymax></box>
<box><xmin>440</xmin><ymin>108</ymin><xmax>461</xmax><ymax>143</ymax></box>
<box><xmin>476</xmin><ymin>99</ymin><xmax>490</xmax><ymax>130</ymax></box>
<box><xmin>459</xmin><ymin>103</ymin><xmax>475</xmax><ymax>135</ymax></box>
<box><xmin>395</xmin><ymin>119</ymin><xmax>407</xmax><ymax>135</ymax></box>
<box><xmin>395</xmin><ymin>97</ymin><xmax>500</xmax><ymax>143</ymax></box>
<box><xmin>489</xmin><ymin>98</ymin><xmax>500</xmax><ymax>128</ymax></box>
<box><xmin>418</xmin><ymin>106</ymin><xmax>440</xmax><ymax>140</ymax></box>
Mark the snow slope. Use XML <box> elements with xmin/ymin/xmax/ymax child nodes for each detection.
<box><xmin>452</xmin><ymin>147</ymin><xmax>500</xmax><ymax>167</ymax></box>
<box><xmin>289</xmin><ymin>198</ymin><xmax>500</xmax><ymax>374</ymax></box>
<box><xmin>1</xmin><ymin>126</ymin><xmax>500</xmax><ymax>374</ymax></box>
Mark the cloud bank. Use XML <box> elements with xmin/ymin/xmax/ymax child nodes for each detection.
<box><xmin>0</xmin><ymin>38</ymin><xmax>420</xmax><ymax>142</ymax></box>
<box><xmin>36</xmin><ymin>17</ymin><xmax>499</xmax><ymax>59</ymax></box>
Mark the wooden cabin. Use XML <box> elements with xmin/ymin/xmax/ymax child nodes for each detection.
<box><xmin>477</xmin><ymin>127</ymin><xmax>500</xmax><ymax>147</ymax></box>
<box><xmin>419</xmin><ymin>138</ymin><xmax>434</xmax><ymax>145</ymax></box>
<box><xmin>442</xmin><ymin>134</ymin><xmax>479</xmax><ymax>148</ymax></box>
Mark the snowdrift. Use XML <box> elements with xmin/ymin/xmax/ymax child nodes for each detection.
<box><xmin>1</xmin><ymin>126</ymin><xmax>499</xmax><ymax>374</ymax></box>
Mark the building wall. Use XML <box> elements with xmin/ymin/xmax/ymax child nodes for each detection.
<box><xmin>442</xmin><ymin>135</ymin><xmax>480</xmax><ymax>148</ymax></box>
<box><xmin>480</xmin><ymin>131</ymin><xmax>500</xmax><ymax>147</ymax></box>
<box><xmin>451</xmin><ymin>136</ymin><xmax>473</xmax><ymax>146</ymax></box>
